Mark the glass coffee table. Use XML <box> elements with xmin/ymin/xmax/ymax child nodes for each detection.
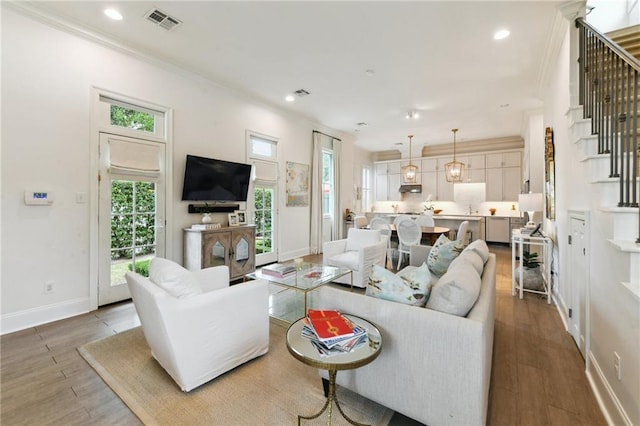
<box><xmin>246</xmin><ymin>264</ymin><xmax>353</xmax><ymax>323</ymax></box>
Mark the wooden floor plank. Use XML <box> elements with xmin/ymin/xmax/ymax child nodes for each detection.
<box><xmin>0</xmin><ymin>244</ymin><xmax>606</xmax><ymax>426</ymax></box>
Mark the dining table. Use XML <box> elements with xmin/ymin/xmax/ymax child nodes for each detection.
<box><xmin>389</xmin><ymin>224</ymin><xmax>450</xmax><ymax>245</ymax></box>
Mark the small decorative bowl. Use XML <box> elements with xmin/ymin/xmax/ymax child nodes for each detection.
<box><xmin>433</xmin><ymin>209</ymin><xmax>443</xmax><ymax>214</ymax></box>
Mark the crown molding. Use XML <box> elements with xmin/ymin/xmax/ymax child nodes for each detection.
<box><xmin>420</xmin><ymin>136</ymin><xmax>524</xmax><ymax>157</ymax></box>
<box><xmin>373</xmin><ymin>136</ymin><xmax>524</xmax><ymax>161</ymax></box>
<box><xmin>373</xmin><ymin>150</ymin><xmax>402</xmax><ymax>162</ymax></box>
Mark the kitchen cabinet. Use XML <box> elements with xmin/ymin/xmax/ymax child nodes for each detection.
<box><xmin>184</xmin><ymin>225</ymin><xmax>256</xmax><ymax>281</ymax></box>
<box><xmin>485</xmin><ymin>151</ymin><xmax>522</xmax><ymax>201</ymax></box>
<box><xmin>486</xmin><ymin>167</ymin><xmax>521</xmax><ymax>201</ymax></box>
<box><xmin>375</xmin><ymin>149</ymin><xmax>522</xmax><ymax>203</ymax></box>
<box><xmin>486</xmin><ymin>152</ymin><xmax>521</xmax><ymax>168</ymax></box>
<box><xmin>436</xmin><ymin>171</ymin><xmax>455</xmax><ymax>201</ymax></box>
<box><xmin>458</xmin><ymin>154</ymin><xmax>486</xmax><ymax>183</ymax></box>
<box><xmin>375</xmin><ymin>161</ymin><xmax>403</xmax><ymax>201</ymax></box>
<box><xmin>509</xmin><ymin>216</ymin><xmax>526</xmax><ymax>237</ymax></box>
<box><xmin>420</xmin><ymin>158</ymin><xmax>455</xmax><ymax>201</ymax></box>
<box><xmin>485</xmin><ymin>216</ymin><xmax>511</xmax><ymax>243</ymax></box>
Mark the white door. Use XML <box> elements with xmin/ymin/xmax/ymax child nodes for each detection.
<box><xmin>254</xmin><ymin>183</ymin><xmax>278</xmax><ymax>265</ymax></box>
<box><xmin>98</xmin><ymin>133</ymin><xmax>166</xmax><ymax>305</ymax></box>
<box><xmin>569</xmin><ymin>215</ymin><xmax>588</xmax><ymax>358</ymax></box>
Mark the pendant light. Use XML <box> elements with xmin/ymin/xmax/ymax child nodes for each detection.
<box><xmin>402</xmin><ymin>135</ymin><xmax>419</xmax><ymax>183</ymax></box>
<box><xmin>445</xmin><ymin>128</ymin><xmax>465</xmax><ymax>182</ymax></box>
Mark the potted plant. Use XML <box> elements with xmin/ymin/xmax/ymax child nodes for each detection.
<box><xmin>516</xmin><ymin>251</ymin><xmax>544</xmax><ymax>290</ymax></box>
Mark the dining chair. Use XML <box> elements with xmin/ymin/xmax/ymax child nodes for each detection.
<box><xmin>456</xmin><ymin>220</ymin><xmax>470</xmax><ymax>246</ymax></box>
<box><xmin>396</xmin><ymin>218</ymin><xmax>422</xmax><ymax>270</ymax></box>
<box><xmin>414</xmin><ymin>214</ymin><xmax>435</xmax><ymax>227</ymax></box>
<box><xmin>369</xmin><ymin>217</ymin><xmax>393</xmax><ymax>269</ymax></box>
<box><xmin>392</xmin><ymin>214</ymin><xmax>413</xmax><ymax>227</ymax></box>
<box><xmin>353</xmin><ymin>215</ymin><xmax>369</xmax><ymax>229</ymax></box>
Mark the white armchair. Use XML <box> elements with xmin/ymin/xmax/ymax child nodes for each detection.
<box><xmin>322</xmin><ymin>228</ymin><xmax>387</xmax><ymax>288</ymax></box>
<box><xmin>125</xmin><ymin>258</ymin><xmax>269</xmax><ymax>392</ymax></box>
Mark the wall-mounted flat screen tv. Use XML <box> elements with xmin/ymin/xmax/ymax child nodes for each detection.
<box><xmin>181</xmin><ymin>155</ymin><xmax>252</xmax><ymax>202</ymax></box>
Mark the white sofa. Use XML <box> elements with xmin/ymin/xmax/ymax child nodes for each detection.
<box><xmin>323</xmin><ymin>228</ymin><xmax>387</xmax><ymax>288</ymax></box>
<box><xmin>125</xmin><ymin>258</ymin><xmax>269</xmax><ymax>392</ymax></box>
<box><xmin>315</xmin><ymin>243</ymin><xmax>496</xmax><ymax>425</ymax></box>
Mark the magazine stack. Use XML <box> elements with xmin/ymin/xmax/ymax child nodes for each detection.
<box><xmin>261</xmin><ymin>263</ymin><xmax>296</xmax><ymax>278</ymax></box>
<box><xmin>302</xmin><ymin>309</ymin><xmax>368</xmax><ymax>357</ymax></box>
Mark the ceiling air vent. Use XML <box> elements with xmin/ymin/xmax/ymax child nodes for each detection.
<box><xmin>145</xmin><ymin>8</ymin><xmax>182</xmax><ymax>31</ymax></box>
<box><xmin>294</xmin><ymin>89</ymin><xmax>311</xmax><ymax>97</ymax></box>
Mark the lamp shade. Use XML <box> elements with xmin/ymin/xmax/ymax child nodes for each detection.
<box><xmin>518</xmin><ymin>193</ymin><xmax>543</xmax><ymax>212</ymax></box>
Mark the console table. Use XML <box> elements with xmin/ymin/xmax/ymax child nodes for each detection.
<box><xmin>511</xmin><ymin>229</ymin><xmax>552</xmax><ymax>303</ymax></box>
<box><xmin>183</xmin><ymin>225</ymin><xmax>255</xmax><ymax>281</ymax></box>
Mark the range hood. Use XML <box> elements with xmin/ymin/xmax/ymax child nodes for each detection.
<box><xmin>399</xmin><ymin>184</ymin><xmax>422</xmax><ymax>193</ymax></box>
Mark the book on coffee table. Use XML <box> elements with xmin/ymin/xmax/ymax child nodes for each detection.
<box><xmin>261</xmin><ymin>263</ymin><xmax>296</xmax><ymax>278</ymax></box>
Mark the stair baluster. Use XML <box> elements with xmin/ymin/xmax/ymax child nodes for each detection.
<box><xmin>576</xmin><ymin>18</ymin><xmax>640</xmax><ymax>243</ymax></box>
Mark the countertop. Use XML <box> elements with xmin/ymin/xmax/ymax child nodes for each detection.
<box><xmin>371</xmin><ymin>213</ymin><xmax>523</xmax><ymax>220</ymax></box>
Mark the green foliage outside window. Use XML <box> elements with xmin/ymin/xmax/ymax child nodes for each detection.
<box><xmin>110</xmin><ymin>105</ymin><xmax>155</xmax><ymax>132</ymax></box>
<box><xmin>254</xmin><ymin>187</ymin><xmax>273</xmax><ymax>254</ymax></box>
<box><xmin>111</xmin><ymin>181</ymin><xmax>156</xmax><ymax>259</ymax></box>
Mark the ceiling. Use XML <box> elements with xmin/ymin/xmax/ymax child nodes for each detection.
<box><xmin>18</xmin><ymin>1</ymin><xmax>564</xmax><ymax>154</ymax></box>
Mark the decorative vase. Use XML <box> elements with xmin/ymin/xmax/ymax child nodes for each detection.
<box><xmin>201</xmin><ymin>213</ymin><xmax>213</xmax><ymax>224</ymax></box>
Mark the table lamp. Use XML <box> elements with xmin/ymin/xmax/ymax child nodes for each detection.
<box><xmin>518</xmin><ymin>193</ymin><xmax>544</xmax><ymax>228</ymax></box>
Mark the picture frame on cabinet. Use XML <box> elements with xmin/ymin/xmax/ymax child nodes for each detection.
<box><xmin>235</xmin><ymin>210</ymin><xmax>247</xmax><ymax>225</ymax></box>
<box><xmin>228</xmin><ymin>213</ymin><xmax>239</xmax><ymax>227</ymax></box>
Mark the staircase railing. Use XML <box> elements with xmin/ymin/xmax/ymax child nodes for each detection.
<box><xmin>576</xmin><ymin>18</ymin><xmax>640</xmax><ymax>244</ymax></box>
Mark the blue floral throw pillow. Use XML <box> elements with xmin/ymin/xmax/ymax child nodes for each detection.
<box><xmin>427</xmin><ymin>234</ymin><xmax>464</xmax><ymax>277</ymax></box>
<box><xmin>366</xmin><ymin>264</ymin><xmax>432</xmax><ymax>307</ymax></box>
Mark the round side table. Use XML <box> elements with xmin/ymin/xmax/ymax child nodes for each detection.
<box><xmin>286</xmin><ymin>314</ymin><xmax>382</xmax><ymax>426</ymax></box>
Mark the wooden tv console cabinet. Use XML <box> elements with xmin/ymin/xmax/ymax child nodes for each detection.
<box><xmin>183</xmin><ymin>225</ymin><xmax>256</xmax><ymax>281</ymax></box>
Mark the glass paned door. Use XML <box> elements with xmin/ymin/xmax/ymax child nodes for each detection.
<box><xmin>110</xmin><ymin>180</ymin><xmax>157</xmax><ymax>282</ymax></box>
<box><xmin>254</xmin><ymin>184</ymin><xmax>277</xmax><ymax>265</ymax></box>
<box><xmin>99</xmin><ymin>133</ymin><xmax>165</xmax><ymax>305</ymax></box>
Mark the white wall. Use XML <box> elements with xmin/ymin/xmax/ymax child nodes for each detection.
<box><xmin>542</xmin><ymin>17</ymin><xmax>640</xmax><ymax>425</ymax></box>
<box><xmin>524</xmin><ymin>112</ymin><xmax>545</xmax><ymax>194</ymax></box>
<box><xmin>587</xmin><ymin>0</ymin><xmax>640</xmax><ymax>32</ymax></box>
<box><xmin>1</xmin><ymin>8</ymin><xmax>356</xmax><ymax>332</ymax></box>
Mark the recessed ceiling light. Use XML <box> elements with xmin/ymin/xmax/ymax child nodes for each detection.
<box><xmin>494</xmin><ymin>29</ymin><xmax>510</xmax><ymax>40</ymax></box>
<box><xmin>285</xmin><ymin>95</ymin><xmax>295</xmax><ymax>102</ymax></box>
<box><xmin>104</xmin><ymin>8</ymin><xmax>123</xmax><ymax>21</ymax></box>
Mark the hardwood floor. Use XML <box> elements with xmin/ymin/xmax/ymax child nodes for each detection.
<box><xmin>0</xmin><ymin>245</ymin><xmax>605</xmax><ymax>425</ymax></box>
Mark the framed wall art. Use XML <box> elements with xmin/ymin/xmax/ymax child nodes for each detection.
<box><xmin>286</xmin><ymin>161</ymin><xmax>310</xmax><ymax>207</ymax></box>
<box><xmin>545</xmin><ymin>127</ymin><xmax>556</xmax><ymax>220</ymax></box>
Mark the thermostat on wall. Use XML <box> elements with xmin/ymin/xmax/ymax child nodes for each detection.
<box><xmin>24</xmin><ymin>191</ymin><xmax>54</xmax><ymax>205</ymax></box>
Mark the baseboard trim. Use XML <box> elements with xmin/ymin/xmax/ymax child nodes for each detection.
<box><xmin>552</xmin><ymin>291</ymin><xmax>570</xmax><ymax>332</ymax></box>
<box><xmin>1</xmin><ymin>298</ymin><xmax>90</xmax><ymax>335</ymax></box>
<box><xmin>587</xmin><ymin>351</ymin><xmax>632</xmax><ymax>426</ymax></box>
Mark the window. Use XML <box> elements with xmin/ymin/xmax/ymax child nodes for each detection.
<box><xmin>110</xmin><ymin>105</ymin><xmax>155</xmax><ymax>133</ymax></box>
<box><xmin>248</xmin><ymin>132</ymin><xmax>278</xmax><ymax>161</ymax></box>
<box><xmin>98</xmin><ymin>95</ymin><xmax>166</xmax><ymax>139</ymax></box>
<box><xmin>322</xmin><ymin>149</ymin><xmax>334</xmax><ymax>216</ymax></box>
